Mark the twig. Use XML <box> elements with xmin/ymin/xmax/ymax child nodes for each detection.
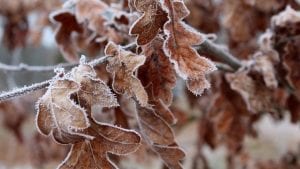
<box><xmin>214</xmin><ymin>62</ymin><xmax>234</xmax><ymax>72</ymax></box>
<box><xmin>0</xmin><ymin>80</ymin><xmax>51</xmax><ymax>102</ymax></box>
<box><xmin>0</xmin><ymin>56</ymin><xmax>108</xmax><ymax>102</ymax></box>
<box><xmin>0</xmin><ymin>62</ymin><xmax>77</xmax><ymax>72</ymax></box>
<box><xmin>197</xmin><ymin>39</ymin><xmax>242</xmax><ymax>70</ymax></box>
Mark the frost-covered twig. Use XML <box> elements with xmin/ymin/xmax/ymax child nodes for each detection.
<box><xmin>0</xmin><ymin>62</ymin><xmax>77</xmax><ymax>72</ymax></box>
<box><xmin>0</xmin><ymin>56</ymin><xmax>108</xmax><ymax>102</ymax></box>
<box><xmin>0</xmin><ymin>80</ymin><xmax>51</xmax><ymax>102</ymax></box>
<box><xmin>197</xmin><ymin>40</ymin><xmax>242</xmax><ymax>70</ymax></box>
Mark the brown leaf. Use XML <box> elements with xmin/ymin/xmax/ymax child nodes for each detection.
<box><xmin>105</xmin><ymin>42</ymin><xmax>148</xmax><ymax>106</ymax></box>
<box><xmin>58</xmin><ymin>122</ymin><xmax>141</xmax><ymax>169</ymax></box>
<box><xmin>36</xmin><ymin>79</ymin><xmax>91</xmax><ymax>144</ymax></box>
<box><xmin>2</xmin><ymin>15</ymin><xmax>28</xmax><ymax>50</ymax></box>
<box><xmin>205</xmin><ymin>77</ymin><xmax>256</xmax><ymax>152</ymax></box>
<box><xmin>162</xmin><ymin>0</ymin><xmax>216</xmax><ymax>95</ymax></box>
<box><xmin>138</xmin><ymin>37</ymin><xmax>177</xmax><ymax>124</ymax></box>
<box><xmin>130</xmin><ymin>0</ymin><xmax>168</xmax><ymax>45</ymax></box>
<box><xmin>75</xmin><ymin>0</ymin><xmax>123</xmax><ymax>43</ymax></box>
<box><xmin>136</xmin><ymin>105</ymin><xmax>185</xmax><ymax>168</ymax></box>
<box><xmin>153</xmin><ymin>144</ymin><xmax>185</xmax><ymax>169</ymax></box>
<box><xmin>151</xmin><ymin>100</ymin><xmax>176</xmax><ymax>125</ymax></box>
<box><xmin>71</xmin><ymin>64</ymin><xmax>119</xmax><ymax>110</ymax></box>
<box><xmin>0</xmin><ymin>99</ymin><xmax>27</xmax><ymax>143</ymax></box>
<box><xmin>136</xmin><ymin>106</ymin><xmax>174</xmax><ymax>145</ymax></box>
<box><xmin>51</xmin><ymin>10</ymin><xmax>83</xmax><ymax>62</ymax></box>
<box><xmin>139</xmin><ymin>37</ymin><xmax>176</xmax><ymax>106</ymax></box>
<box><xmin>222</xmin><ymin>0</ymin><xmax>266</xmax><ymax>42</ymax></box>
<box><xmin>252</xmin><ymin>51</ymin><xmax>279</xmax><ymax>89</ymax></box>
<box><xmin>225</xmin><ymin>70</ymin><xmax>275</xmax><ymax>113</ymax></box>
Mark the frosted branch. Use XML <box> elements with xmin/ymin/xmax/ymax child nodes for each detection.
<box><xmin>0</xmin><ymin>56</ymin><xmax>108</xmax><ymax>102</ymax></box>
<box><xmin>0</xmin><ymin>62</ymin><xmax>77</xmax><ymax>72</ymax></box>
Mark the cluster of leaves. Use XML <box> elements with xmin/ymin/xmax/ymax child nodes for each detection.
<box><xmin>29</xmin><ymin>0</ymin><xmax>215</xmax><ymax>168</ymax></box>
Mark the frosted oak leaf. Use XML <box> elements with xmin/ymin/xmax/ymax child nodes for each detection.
<box><xmin>71</xmin><ymin>64</ymin><xmax>119</xmax><ymax>111</ymax></box>
<box><xmin>130</xmin><ymin>0</ymin><xmax>168</xmax><ymax>45</ymax></box>
<box><xmin>36</xmin><ymin>79</ymin><xmax>91</xmax><ymax>144</ymax></box>
<box><xmin>162</xmin><ymin>0</ymin><xmax>216</xmax><ymax>95</ymax></box>
<box><xmin>105</xmin><ymin>42</ymin><xmax>148</xmax><ymax>107</ymax></box>
<box><xmin>58</xmin><ymin>122</ymin><xmax>141</xmax><ymax>169</ymax></box>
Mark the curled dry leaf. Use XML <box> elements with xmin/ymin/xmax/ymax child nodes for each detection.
<box><xmin>58</xmin><ymin>122</ymin><xmax>141</xmax><ymax>169</ymax></box>
<box><xmin>105</xmin><ymin>42</ymin><xmax>148</xmax><ymax>107</ymax></box>
<box><xmin>162</xmin><ymin>0</ymin><xmax>216</xmax><ymax>95</ymax></box>
<box><xmin>51</xmin><ymin>10</ymin><xmax>83</xmax><ymax>62</ymax></box>
<box><xmin>36</xmin><ymin>79</ymin><xmax>91</xmax><ymax>144</ymax></box>
<box><xmin>130</xmin><ymin>0</ymin><xmax>168</xmax><ymax>45</ymax></box>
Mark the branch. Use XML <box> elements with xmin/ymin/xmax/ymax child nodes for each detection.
<box><xmin>215</xmin><ymin>62</ymin><xmax>234</xmax><ymax>72</ymax></box>
<box><xmin>197</xmin><ymin>39</ymin><xmax>242</xmax><ymax>70</ymax></box>
<box><xmin>0</xmin><ymin>62</ymin><xmax>77</xmax><ymax>72</ymax></box>
<box><xmin>0</xmin><ymin>56</ymin><xmax>108</xmax><ymax>102</ymax></box>
<box><xmin>0</xmin><ymin>80</ymin><xmax>51</xmax><ymax>102</ymax></box>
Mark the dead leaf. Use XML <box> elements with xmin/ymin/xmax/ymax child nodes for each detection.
<box><xmin>136</xmin><ymin>106</ymin><xmax>174</xmax><ymax>145</ymax></box>
<box><xmin>139</xmin><ymin>37</ymin><xmax>176</xmax><ymax>106</ymax></box>
<box><xmin>58</xmin><ymin>122</ymin><xmax>141</xmax><ymax>169</ymax></box>
<box><xmin>136</xmin><ymin>105</ymin><xmax>185</xmax><ymax>168</ymax></box>
<box><xmin>105</xmin><ymin>42</ymin><xmax>148</xmax><ymax>107</ymax></box>
<box><xmin>225</xmin><ymin>70</ymin><xmax>275</xmax><ymax>113</ymax></box>
<box><xmin>130</xmin><ymin>0</ymin><xmax>168</xmax><ymax>45</ymax></box>
<box><xmin>162</xmin><ymin>0</ymin><xmax>216</xmax><ymax>95</ymax></box>
<box><xmin>51</xmin><ymin>10</ymin><xmax>83</xmax><ymax>62</ymax></box>
<box><xmin>71</xmin><ymin>64</ymin><xmax>119</xmax><ymax>110</ymax></box>
<box><xmin>138</xmin><ymin>37</ymin><xmax>177</xmax><ymax>124</ymax></box>
<box><xmin>36</xmin><ymin>79</ymin><xmax>91</xmax><ymax>144</ymax></box>
<box><xmin>153</xmin><ymin>144</ymin><xmax>185</xmax><ymax>169</ymax></box>
<box><xmin>75</xmin><ymin>0</ymin><xmax>123</xmax><ymax>43</ymax></box>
